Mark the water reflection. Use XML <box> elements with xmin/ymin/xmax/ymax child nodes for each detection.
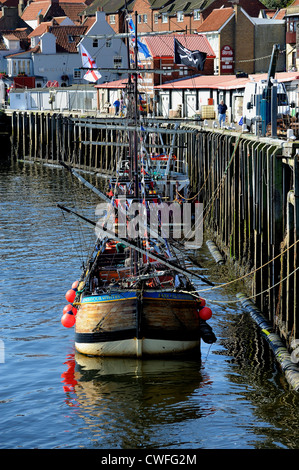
<box><xmin>61</xmin><ymin>353</ymin><xmax>215</xmax><ymax>448</ymax></box>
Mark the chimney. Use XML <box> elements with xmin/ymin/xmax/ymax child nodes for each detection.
<box><xmin>18</xmin><ymin>0</ymin><xmax>24</xmax><ymax>17</ymax></box>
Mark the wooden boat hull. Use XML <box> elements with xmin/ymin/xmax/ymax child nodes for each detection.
<box><xmin>75</xmin><ymin>291</ymin><xmax>202</xmax><ymax>357</ymax></box>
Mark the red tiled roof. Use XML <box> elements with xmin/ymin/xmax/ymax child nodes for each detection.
<box><xmin>21</xmin><ymin>1</ymin><xmax>86</xmax><ymax>24</ymax></box>
<box><xmin>82</xmin><ymin>16</ymin><xmax>95</xmax><ymax>31</ymax></box>
<box><xmin>28</xmin><ymin>21</ymin><xmax>52</xmax><ymax>37</ymax></box>
<box><xmin>54</xmin><ymin>3</ymin><xmax>86</xmax><ymax>23</ymax></box>
<box><xmin>155</xmin><ymin>71</ymin><xmax>299</xmax><ymax>90</ymax></box>
<box><xmin>143</xmin><ymin>34</ymin><xmax>215</xmax><ymax>58</ymax></box>
<box><xmin>50</xmin><ymin>25</ymin><xmax>87</xmax><ymax>52</ymax></box>
<box><xmin>197</xmin><ymin>7</ymin><xmax>234</xmax><ymax>33</ymax></box>
<box><xmin>21</xmin><ymin>1</ymin><xmax>51</xmax><ymax>21</ymax></box>
<box><xmin>275</xmin><ymin>9</ymin><xmax>286</xmax><ymax>20</ymax></box>
<box><xmin>95</xmin><ymin>78</ymin><xmax>128</xmax><ymax>89</ymax></box>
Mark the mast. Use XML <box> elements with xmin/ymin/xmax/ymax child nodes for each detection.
<box><xmin>133</xmin><ymin>10</ymin><xmax>139</xmax><ymax>201</ymax></box>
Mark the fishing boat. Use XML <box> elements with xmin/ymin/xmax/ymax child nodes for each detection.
<box><xmin>59</xmin><ymin>13</ymin><xmax>216</xmax><ymax>357</ymax></box>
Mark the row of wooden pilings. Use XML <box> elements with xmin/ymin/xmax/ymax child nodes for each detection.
<box><xmin>185</xmin><ymin>124</ymin><xmax>299</xmax><ymax>349</ymax></box>
<box><xmin>9</xmin><ymin>110</ymin><xmax>299</xmax><ymax>352</ymax></box>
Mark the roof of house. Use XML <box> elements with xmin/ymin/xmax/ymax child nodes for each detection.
<box><xmin>21</xmin><ymin>1</ymin><xmax>51</xmax><ymax>21</ymax></box>
<box><xmin>28</xmin><ymin>20</ymin><xmax>52</xmax><ymax>37</ymax></box>
<box><xmin>155</xmin><ymin>71</ymin><xmax>299</xmax><ymax>90</ymax></box>
<box><xmin>95</xmin><ymin>77</ymin><xmax>128</xmax><ymax>89</ymax></box>
<box><xmin>21</xmin><ymin>1</ymin><xmax>87</xmax><ymax>24</ymax></box>
<box><xmin>196</xmin><ymin>7</ymin><xmax>234</xmax><ymax>33</ymax></box>
<box><xmin>275</xmin><ymin>9</ymin><xmax>286</xmax><ymax>19</ymax></box>
<box><xmin>201</xmin><ymin>0</ymin><xmax>266</xmax><ymax>18</ymax></box>
<box><xmin>159</xmin><ymin>0</ymin><xmax>206</xmax><ymax>14</ymax></box>
<box><xmin>82</xmin><ymin>0</ymin><xmax>134</xmax><ymax>16</ymax></box>
<box><xmin>142</xmin><ymin>34</ymin><xmax>215</xmax><ymax>58</ymax></box>
<box><xmin>49</xmin><ymin>24</ymin><xmax>87</xmax><ymax>52</ymax></box>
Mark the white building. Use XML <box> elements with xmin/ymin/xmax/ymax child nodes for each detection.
<box><xmin>5</xmin><ymin>11</ymin><xmax>128</xmax><ymax>87</ymax></box>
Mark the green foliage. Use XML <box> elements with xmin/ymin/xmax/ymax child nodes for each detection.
<box><xmin>260</xmin><ymin>0</ymin><xmax>292</xmax><ymax>8</ymax></box>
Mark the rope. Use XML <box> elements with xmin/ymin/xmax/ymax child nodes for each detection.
<box><xmin>207</xmin><ymin>266</ymin><xmax>299</xmax><ymax>305</ymax></box>
<box><xmin>187</xmin><ymin>238</ymin><xmax>299</xmax><ymax>297</ymax></box>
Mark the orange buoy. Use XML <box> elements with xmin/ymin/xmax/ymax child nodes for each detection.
<box><xmin>198</xmin><ymin>307</ymin><xmax>212</xmax><ymax>321</ymax></box>
<box><xmin>65</xmin><ymin>289</ymin><xmax>76</xmax><ymax>303</ymax></box>
<box><xmin>72</xmin><ymin>307</ymin><xmax>77</xmax><ymax>316</ymax></box>
<box><xmin>72</xmin><ymin>280</ymin><xmax>79</xmax><ymax>290</ymax></box>
<box><xmin>61</xmin><ymin>312</ymin><xmax>76</xmax><ymax>328</ymax></box>
<box><xmin>63</xmin><ymin>304</ymin><xmax>73</xmax><ymax>315</ymax></box>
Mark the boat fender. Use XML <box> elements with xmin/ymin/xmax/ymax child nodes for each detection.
<box><xmin>198</xmin><ymin>306</ymin><xmax>212</xmax><ymax>321</ymax></box>
<box><xmin>199</xmin><ymin>319</ymin><xmax>217</xmax><ymax>344</ymax></box>
<box><xmin>65</xmin><ymin>289</ymin><xmax>76</xmax><ymax>303</ymax></box>
<box><xmin>72</xmin><ymin>280</ymin><xmax>79</xmax><ymax>290</ymax></box>
<box><xmin>61</xmin><ymin>311</ymin><xmax>76</xmax><ymax>328</ymax></box>
<box><xmin>63</xmin><ymin>304</ymin><xmax>73</xmax><ymax>315</ymax></box>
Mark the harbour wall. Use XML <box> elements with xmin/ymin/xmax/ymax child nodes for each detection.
<box><xmin>8</xmin><ymin>110</ymin><xmax>299</xmax><ymax>351</ymax></box>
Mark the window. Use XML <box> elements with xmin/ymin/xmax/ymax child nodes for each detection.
<box><xmin>162</xmin><ymin>66</ymin><xmax>172</xmax><ymax>76</ymax></box>
<box><xmin>68</xmin><ymin>35</ymin><xmax>74</xmax><ymax>43</ymax></box>
<box><xmin>154</xmin><ymin>13</ymin><xmax>159</xmax><ymax>24</ymax></box>
<box><xmin>194</xmin><ymin>9</ymin><xmax>200</xmax><ymax>21</ymax></box>
<box><xmin>114</xmin><ymin>56</ymin><xmax>122</xmax><ymax>68</ymax></box>
<box><xmin>106</xmin><ymin>39</ymin><xmax>111</xmax><ymax>47</ymax></box>
<box><xmin>143</xmin><ymin>14</ymin><xmax>147</xmax><ymax>23</ymax></box>
<box><xmin>110</xmin><ymin>15</ymin><xmax>115</xmax><ymax>24</ymax></box>
<box><xmin>93</xmin><ymin>39</ymin><xmax>98</xmax><ymax>47</ymax></box>
<box><xmin>287</xmin><ymin>16</ymin><xmax>299</xmax><ymax>32</ymax></box>
<box><xmin>74</xmin><ymin>69</ymin><xmax>81</xmax><ymax>79</ymax></box>
<box><xmin>162</xmin><ymin>13</ymin><xmax>168</xmax><ymax>23</ymax></box>
<box><xmin>178</xmin><ymin>65</ymin><xmax>188</xmax><ymax>76</ymax></box>
<box><xmin>177</xmin><ymin>11</ymin><xmax>184</xmax><ymax>22</ymax></box>
<box><xmin>138</xmin><ymin>14</ymin><xmax>142</xmax><ymax>23</ymax></box>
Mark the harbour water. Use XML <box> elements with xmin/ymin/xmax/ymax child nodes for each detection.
<box><xmin>1</xmin><ymin>159</ymin><xmax>299</xmax><ymax>450</ymax></box>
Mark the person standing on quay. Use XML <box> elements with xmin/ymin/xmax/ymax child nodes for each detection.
<box><xmin>113</xmin><ymin>98</ymin><xmax>120</xmax><ymax>115</ymax></box>
<box><xmin>218</xmin><ymin>100</ymin><xmax>227</xmax><ymax>127</ymax></box>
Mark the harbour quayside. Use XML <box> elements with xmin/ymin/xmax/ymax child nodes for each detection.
<box><xmin>58</xmin><ymin>13</ymin><xmax>217</xmax><ymax>358</ymax></box>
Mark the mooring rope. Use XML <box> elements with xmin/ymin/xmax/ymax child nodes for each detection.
<box><xmin>187</xmin><ymin>238</ymin><xmax>299</xmax><ymax>300</ymax></box>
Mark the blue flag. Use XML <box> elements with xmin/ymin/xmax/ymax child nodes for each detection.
<box><xmin>127</xmin><ymin>17</ymin><xmax>151</xmax><ymax>59</ymax></box>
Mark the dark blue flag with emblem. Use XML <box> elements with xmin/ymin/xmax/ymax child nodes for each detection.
<box><xmin>174</xmin><ymin>38</ymin><xmax>207</xmax><ymax>71</ymax></box>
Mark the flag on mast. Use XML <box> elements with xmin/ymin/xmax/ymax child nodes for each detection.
<box><xmin>80</xmin><ymin>44</ymin><xmax>102</xmax><ymax>82</ymax></box>
<box><xmin>127</xmin><ymin>17</ymin><xmax>151</xmax><ymax>59</ymax></box>
<box><xmin>174</xmin><ymin>38</ymin><xmax>207</xmax><ymax>71</ymax></box>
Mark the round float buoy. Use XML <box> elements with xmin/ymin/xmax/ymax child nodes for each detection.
<box><xmin>72</xmin><ymin>307</ymin><xmax>77</xmax><ymax>316</ymax></box>
<box><xmin>65</xmin><ymin>289</ymin><xmax>76</xmax><ymax>303</ymax></box>
<box><xmin>72</xmin><ymin>280</ymin><xmax>79</xmax><ymax>290</ymax></box>
<box><xmin>199</xmin><ymin>297</ymin><xmax>206</xmax><ymax>307</ymax></box>
<box><xmin>61</xmin><ymin>312</ymin><xmax>76</xmax><ymax>328</ymax></box>
<box><xmin>63</xmin><ymin>304</ymin><xmax>73</xmax><ymax>315</ymax></box>
<box><xmin>198</xmin><ymin>307</ymin><xmax>212</xmax><ymax>321</ymax></box>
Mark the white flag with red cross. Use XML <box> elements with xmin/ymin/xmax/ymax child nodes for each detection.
<box><xmin>80</xmin><ymin>44</ymin><xmax>102</xmax><ymax>83</ymax></box>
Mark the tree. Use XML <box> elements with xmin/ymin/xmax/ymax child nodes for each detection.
<box><xmin>260</xmin><ymin>0</ymin><xmax>292</xmax><ymax>8</ymax></box>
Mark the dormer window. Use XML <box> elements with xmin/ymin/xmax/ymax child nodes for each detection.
<box><xmin>162</xmin><ymin>13</ymin><xmax>168</xmax><ymax>23</ymax></box>
<box><xmin>68</xmin><ymin>35</ymin><xmax>74</xmax><ymax>43</ymax></box>
<box><xmin>194</xmin><ymin>9</ymin><xmax>200</xmax><ymax>21</ymax></box>
<box><xmin>177</xmin><ymin>11</ymin><xmax>184</xmax><ymax>22</ymax></box>
<box><xmin>93</xmin><ymin>39</ymin><xmax>98</xmax><ymax>47</ymax></box>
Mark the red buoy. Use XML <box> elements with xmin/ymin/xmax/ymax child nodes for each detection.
<box><xmin>61</xmin><ymin>312</ymin><xmax>76</xmax><ymax>328</ymax></box>
<box><xmin>72</xmin><ymin>307</ymin><xmax>77</xmax><ymax>316</ymax></box>
<box><xmin>72</xmin><ymin>280</ymin><xmax>79</xmax><ymax>290</ymax></box>
<box><xmin>199</xmin><ymin>297</ymin><xmax>206</xmax><ymax>307</ymax></box>
<box><xmin>63</xmin><ymin>304</ymin><xmax>73</xmax><ymax>315</ymax></box>
<box><xmin>199</xmin><ymin>307</ymin><xmax>212</xmax><ymax>321</ymax></box>
<box><xmin>65</xmin><ymin>289</ymin><xmax>76</xmax><ymax>303</ymax></box>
